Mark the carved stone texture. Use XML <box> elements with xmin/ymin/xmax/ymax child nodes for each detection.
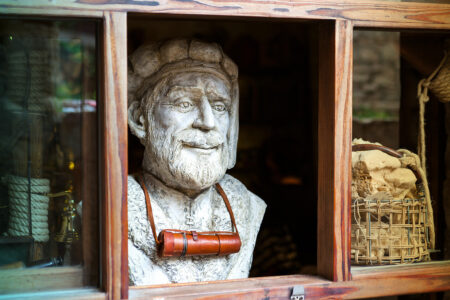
<box><xmin>127</xmin><ymin>39</ymin><xmax>266</xmax><ymax>285</ymax></box>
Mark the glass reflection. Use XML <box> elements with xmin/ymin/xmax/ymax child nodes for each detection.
<box><xmin>0</xmin><ymin>19</ymin><xmax>97</xmax><ymax>291</ymax></box>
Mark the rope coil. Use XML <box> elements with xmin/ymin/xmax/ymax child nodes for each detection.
<box><xmin>5</xmin><ymin>175</ymin><xmax>50</xmax><ymax>242</ymax></box>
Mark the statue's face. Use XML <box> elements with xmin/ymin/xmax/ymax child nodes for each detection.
<box><xmin>143</xmin><ymin>71</ymin><xmax>231</xmax><ymax>193</ymax></box>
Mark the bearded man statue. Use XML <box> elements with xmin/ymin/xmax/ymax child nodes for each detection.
<box><xmin>127</xmin><ymin>39</ymin><xmax>266</xmax><ymax>285</ymax></box>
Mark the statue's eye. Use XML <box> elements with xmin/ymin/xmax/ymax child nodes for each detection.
<box><xmin>174</xmin><ymin>100</ymin><xmax>194</xmax><ymax>112</ymax></box>
<box><xmin>213</xmin><ymin>103</ymin><xmax>227</xmax><ymax>112</ymax></box>
<box><xmin>179</xmin><ymin>102</ymin><xmax>191</xmax><ymax>108</ymax></box>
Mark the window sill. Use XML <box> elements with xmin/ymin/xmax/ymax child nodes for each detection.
<box><xmin>129</xmin><ymin>261</ymin><xmax>450</xmax><ymax>299</ymax></box>
<box><xmin>0</xmin><ymin>288</ymin><xmax>105</xmax><ymax>300</ymax></box>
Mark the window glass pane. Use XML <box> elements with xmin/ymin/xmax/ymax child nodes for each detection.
<box><xmin>127</xmin><ymin>17</ymin><xmax>318</xmax><ymax>286</ymax></box>
<box><xmin>0</xmin><ymin>18</ymin><xmax>98</xmax><ymax>293</ymax></box>
<box><xmin>352</xmin><ymin>29</ymin><xmax>450</xmax><ymax>266</ymax></box>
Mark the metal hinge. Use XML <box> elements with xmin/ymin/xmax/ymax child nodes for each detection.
<box><xmin>291</xmin><ymin>285</ymin><xmax>305</xmax><ymax>300</ymax></box>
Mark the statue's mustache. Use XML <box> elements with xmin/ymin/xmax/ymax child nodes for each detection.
<box><xmin>175</xmin><ymin>130</ymin><xmax>225</xmax><ymax>149</ymax></box>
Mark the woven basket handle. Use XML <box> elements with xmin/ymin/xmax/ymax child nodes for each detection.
<box><xmin>352</xmin><ymin>144</ymin><xmax>423</xmax><ymax>182</ymax></box>
<box><xmin>352</xmin><ymin>144</ymin><xmax>402</xmax><ymax>158</ymax></box>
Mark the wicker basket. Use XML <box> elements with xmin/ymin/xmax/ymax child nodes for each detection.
<box><xmin>351</xmin><ymin>144</ymin><xmax>433</xmax><ymax>265</ymax></box>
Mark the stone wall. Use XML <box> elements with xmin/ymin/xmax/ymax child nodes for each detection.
<box><xmin>353</xmin><ymin>31</ymin><xmax>400</xmax><ymax>117</ymax></box>
<box><xmin>353</xmin><ymin>31</ymin><xmax>400</xmax><ymax>148</ymax></box>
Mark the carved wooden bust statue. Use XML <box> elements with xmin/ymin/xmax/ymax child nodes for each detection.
<box><xmin>127</xmin><ymin>39</ymin><xmax>266</xmax><ymax>285</ymax></box>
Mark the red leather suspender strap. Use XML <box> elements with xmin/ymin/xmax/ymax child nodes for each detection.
<box><xmin>138</xmin><ymin>176</ymin><xmax>160</xmax><ymax>245</ymax></box>
<box><xmin>214</xmin><ymin>183</ymin><xmax>239</xmax><ymax>235</ymax></box>
<box><xmin>137</xmin><ymin>176</ymin><xmax>240</xmax><ymax>245</ymax></box>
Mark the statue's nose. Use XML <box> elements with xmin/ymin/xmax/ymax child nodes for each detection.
<box><xmin>193</xmin><ymin>96</ymin><xmax>215</xmax><ymax>131</ymax></box>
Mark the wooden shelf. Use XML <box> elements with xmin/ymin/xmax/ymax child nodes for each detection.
<box><xmin>128</xmin><ymin>261</ymin><xmax>450</xmax><ymax>299</ymax></box>
<box><xmin>0</xmin><ymin>266</ymin><xmax>83</xmax><ymax>294</ymax></box>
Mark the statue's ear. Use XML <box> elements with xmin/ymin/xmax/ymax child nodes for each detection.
<box><xmin>128</xmin><ymin>101</ymin><xmax>147</xmax><ymax>144</ymax></box>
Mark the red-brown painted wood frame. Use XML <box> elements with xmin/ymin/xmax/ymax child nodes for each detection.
<box><xmin>129</xmin><ymin>261</ymin><xmax>450</xmax><ymax>299</ymax></box>
<box><xmin>2</xmin><ymin>0</ymin><xmax>450</xmax><ymax>30</ymax></box>
<box><xmin>101</xmin><ymin>11</ymin><xmax>128</xmax><ymax>300</ymax></box>
<box><xmin>317</xmin><ymin>19</ymin><xmax>353</xmax><ymax>282</ymax></box>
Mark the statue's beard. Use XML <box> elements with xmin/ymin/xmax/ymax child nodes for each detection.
<box><xmin>144</xmin><ymin>123</ymin><xmax>229</xmax><ymax>193</ymax></box>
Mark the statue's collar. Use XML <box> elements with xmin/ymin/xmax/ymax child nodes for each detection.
<box><xmin>140</xmin><ymin>172</ymin><xmax>214</xmax><ymax>224</ymax></box>
<box><xmin>142</xmin><ymin>172</ymin><xmax>188</xmax><ymax>199</ymax></box>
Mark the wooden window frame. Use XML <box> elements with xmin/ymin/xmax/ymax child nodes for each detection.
<box><xmin>1</xmin><ymin>1</ymin><xmax>450</xmax><ymax>299</ymax></box>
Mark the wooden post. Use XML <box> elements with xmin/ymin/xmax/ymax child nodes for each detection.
<box><xmin>317</xmin><ymin>20</ymin><xmax>353</xmax><ymax>282</ymax></box>
<box><xmin>102</xmin><ymin>11</ymin><xmax>128</xmax><ymax>299</ymax></box>
<box><xmin>82</xmin><ymin>110</ymin><xmax>99</xmax><ymax>286</ymax></box>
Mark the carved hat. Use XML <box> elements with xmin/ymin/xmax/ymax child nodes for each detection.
<box><xmin>128</xmin><ymin>39</ymin><xmax>239</xmax><ymax>169</ymax></box>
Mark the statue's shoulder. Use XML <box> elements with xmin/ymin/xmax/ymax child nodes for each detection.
<box><xmin>128</xmin><ymin>174</ymin><xmax>140</xmax><ymax>189</ymax></box>
<box><xmin>127</xmin><ymin>175</ymin><xmax>146</xmax><ymax>226</ymax></box>
<box><xmin>219</xmin><ymin>174</ymin><xmax>266</xmax><ymax>243</ymax></box>
<box><xmin>219</xmin><ymin>174</ymin><xmax>266</xmax><ymax>211</ymax></box>
<box><xmin>128</xmin><ymin>174</ymin><xmax>163</xmax><ymax>215</ymax></box>
<box><xmin>128</xmin><ymin>174</ymin><xmax>144</xmax><ymax>206</ymax></box>
<box><xmin>128</xmin><ymin>173</ymin><xmax>164</xmax><ymax>209</ymax></box>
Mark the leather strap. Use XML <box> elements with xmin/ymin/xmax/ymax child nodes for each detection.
<box><xmin>138</xmin><ymin>176</ymin><xmax>239</xmax><ymax>245</ymax></box>
<box><xmin>139</xmin><ymin>176</ymin><xmax>161</xmax><ymax>245</ymax></box>
<box><xmin>215</xmin><ymin>183</ymin><xmax>239</xmax><ymax>235</ymax></box>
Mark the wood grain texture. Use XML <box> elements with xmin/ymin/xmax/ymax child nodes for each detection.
<box><xmin>101</xmin><ymin>11</ymin><xmax>128</xmax><ymax>300</ymax></box>
<box><xmin>4</xmin><ymin>288</ymin><xmax>106</xmax><ymax>300</ymax></box>
<box><xmin>317</xmin><ymin>20</ymin><xmax>353</xmax><ymax>282</ymax></box>
<box><xmin>128</xmin><ymin>262</ymin><xmax>450</xmax><ymax>299</ymax></box>
<box><xmin>0</xmin><ymin>266</ymin><xmax>83</xmax><ymax>294</ymax></box>
<box><xmin>0</xmin><ymin>7</ymin><xmax>103</xmax><ymax>17</ymax></box>
<box><xmin>1</xmin><ymin>0</ymin><xmax>450</xmax><ymax>29</ymax></box>
<box><xmin>349</xmin><ymin>261</ymin><xmax>450</xmax><ymax>298</ymax></box>
<box><xmin>82</xmin><ymin>111</ymin><xmax>100</xmax><ymax>287</ymax></box>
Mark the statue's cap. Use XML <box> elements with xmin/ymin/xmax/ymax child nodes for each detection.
<box><xmin>128</xmin><ymin>39</ymin><xmax>238</xmax><ymax>104</ymax></box>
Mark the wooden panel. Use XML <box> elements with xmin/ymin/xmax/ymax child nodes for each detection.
<box><xmin>317</xmin><ymin>20</ymin><xmax>353</xmax><ymax>282</ymax></box>
<box><xmin>129</xmin><ymin>262</ymin><xmax>450</xmax><ymax>299</ymax></box>
<box><xmin>1</xmin><ymin>0</ymin><xmax>450</xmax><ymax>29</ymax></box>
<box><xmin>0</xmin><ymin>266</ymin><xmax>83</xmax><ymax>294</ymax></box>
<box><xmin>33</xmin><ymin>290</ymin><xmax>107</xmax><ymax>300</ymax></box>
<box><xmin>130</xmin><ymin>275</ymin><xmax>326</xmax><ymax>300</ymax></box>
<box><xmin>3</xmin><ymin>288</ymin><xmax>107</xmax><ymax>300</ymax></box>
<box><xmin>0</xmin><ymin>7</ymin><xmax>102</xmax><ymax>17</ymax></box>
<box><xmin>101</xmin><ymin>11</ymin><xmax>128</xmax><ymax>300</ymax></box>
<box><xmin>348</xmin><ymin>262</ymin><xmax>450</xmax><ymax>298</ymax></box>
<box><xmin>82</xmin><ymin>111</ymin><xmax>99</xmax><ymax>287</ymax></box>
